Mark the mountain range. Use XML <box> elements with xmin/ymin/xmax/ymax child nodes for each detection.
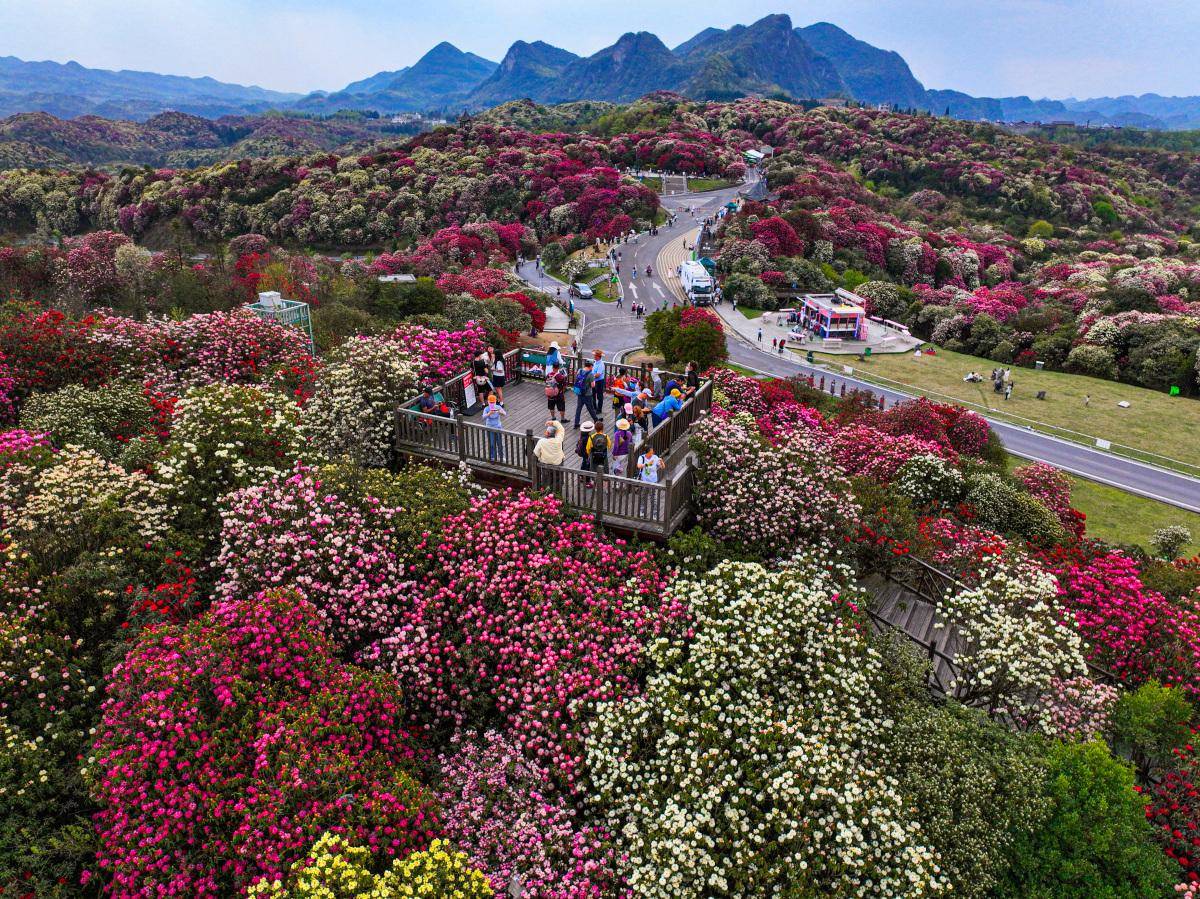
<box><xmin>3</xmin><ymin>15</ymin><xmax>1199</xmax><ymax>130</ymax></box>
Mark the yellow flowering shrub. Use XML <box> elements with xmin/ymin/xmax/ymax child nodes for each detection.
<box><xmin>248</xmin><ymin>834</ymin><xmax>493</xmax><ymax>899</ymax></box>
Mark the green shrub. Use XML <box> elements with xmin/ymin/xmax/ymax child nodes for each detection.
<box><xmin>995</xmin><ymin>740</ymin><xmax>1179</xmax><ymax>899</ymax></box>
<box><xmin>1111</xmin><ymin>681</ymin><xmax>1194</xmax><ymax>762</ymax></box>
<box><xmin>722</xmin><ymin>272</ymin><xmax>775</xmax><ymax>310</ymax></box>
<box><xmin>1066</xmin><ymin>344</ymin><xmax>1118</xmax><ymax>380</ymax></box>
<box><xmin>886</xmin><ymin>702</ymin><xmax>1049</xmax><ymax>898</ymax></box>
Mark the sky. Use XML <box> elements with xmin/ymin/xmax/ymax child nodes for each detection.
<box><xmin>3</xmin><ymin>0</ymin><xmax>1198</xmax><ymax>99</ymax></box>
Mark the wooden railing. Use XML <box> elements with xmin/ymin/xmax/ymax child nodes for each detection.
<box><xmin>532</xmin><ymin>459</ymin><xmax>694</xmax><ymax>535</ymax></box>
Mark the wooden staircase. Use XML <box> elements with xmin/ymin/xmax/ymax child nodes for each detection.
<box><xmin>860</xmin><ymin>571</ymin><xmax>965</xmax><ymax>697</ymax></box>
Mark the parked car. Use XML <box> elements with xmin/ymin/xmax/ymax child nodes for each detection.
<box><xmin>569</xmin><ymin>282</ymin><xmax>594</xmax><ymax>299</ymax></box>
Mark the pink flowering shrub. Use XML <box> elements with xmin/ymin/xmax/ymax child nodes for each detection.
<box><xmin>689</xmin><ymin>415</ymin><xmax>859</xmax><ymax>556</ymax></box>
<box><xmin>369</xmin><ymin>491</ymin><xmax>679</xmax><ymax>786</ymax></box>
<box><xmin>88</xmin><ymin>589</ymin><xmax>438</xmax><ymax>897</ymax></box>
<box><xmin>0</xmin><ymin>353</ymin><xmax>16</xmax><ymax>423</ymax></box>
<box><xmin>0</xmin><ymin>427</ymin><xmax>52</xmax><ymax>468</ymax></box>
<box><xmin>1050</xmin><ymin>548</ymin><xmax>1200</xmax><ymax>698</ymax></box>
<box><xmin>705</xmin><ymin>367</ymin><xmax>768</xmax><ymax>419</ymax></box>
<box><xmin>437</xmin><ymin>731</ymin><xmax>625</xmax><ymax>897</ymax></box>
<box><xmin>1026</xmin><ymin>675</ymin><xmax>1120</xmax><ymax>741</ymax></box>
<box><xmin>390</xmin><ymin>321</ymin><xmax>488</xmax><ymax>382</ymax></box>
<box><xmin>216</xmin><ymin>465</ymin><xmax>410</xmax><ymax>650</ymax></box>
<box><xmin>830</xmin><ymin>423</ymin><xmax>955</xmax><ymax>483</ymax></box>
<box><xmin>1014</xmin><ymin>462</ymin><xmax>1082</xmax><ymax>537</ymax></box>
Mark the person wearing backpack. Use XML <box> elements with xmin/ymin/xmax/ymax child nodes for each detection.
<box><xmin>576</xmin><ymin>421</ymin><xmax>595</xmax><ymax>472</ymax></box>
<box><xmin>587</xmin><ymin>425</ymin><xmax>611</xmax><ymax>476</ymax></box>
<box><xmin>544</xmin><ymin>362</ymin><xmax>568</xmax><ymax>423</ymax></box>
<box><xmin>572</xmin><ymin>361</ymin><xmax>599</xmax><ymax>428</ymax></box>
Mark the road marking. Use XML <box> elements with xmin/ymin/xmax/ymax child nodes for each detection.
<box><xmin>652</xmin><ymin>283</ymin><xmax>665</xmax><ymax>296</ymax></box>
<box><xmin>628</xmin><ymin>283</ymin><xmax>639</xmax><ymax>299</ymax></box>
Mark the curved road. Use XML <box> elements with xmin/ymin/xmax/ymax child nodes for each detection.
<box><xmin>518</xmin><ymin>181</ymin><xmax>1200</xmax><ymax>514</ymax></box>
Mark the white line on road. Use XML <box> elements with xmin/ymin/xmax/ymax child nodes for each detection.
<box><xmin>628</xmin><ymin>283</ymin><xmax>639</xmax><ymax>299</ymax></box>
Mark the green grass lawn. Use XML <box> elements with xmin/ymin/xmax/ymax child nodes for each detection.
<box><xmin>640</xmin><ymin>176</ymin><xmax>663</xmax><ymax>193</ymax></box>
<box><xmin>687</xmin><ymin>177</ymin><xmax>735</xmax><ymax>192</ymax></box>
<box><xmin>815</xmin><ymin>346</ymin><xmax>1200</xmax><ymax>470</ymax></box>
<box><xmin>1065</xmin><ymin>474</ymin><xmax>1200</xmax><ymax>556</ymax></box>
<box><xmin>740</xmin><ymin>307</ymin><xmax>765</xmax><ymax>320</ymax></box>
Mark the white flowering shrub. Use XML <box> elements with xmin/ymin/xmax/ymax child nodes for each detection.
<box><xmin>689</xmin><ymin>416</ymin><xmax>860</xmax><ymax>558</ymax></box>
<box><xmin>156</xmin><ymin>383</ymin><xmax>303</xmax><ymax>530</ymax></box>
<box><xmin>304</xmin><ymin>336</ymin><xmax>419</xmax><ymax>467</ymax></box>
<box><xmin>19</xmin><ymin>381</ymin><xmax>154</xmax><ymax>462</ymax></box>
<box><xmin>586</xmin><ymin>558</ymin><xmax>945</xmax><ymax>898</ymax></box>
<box><xmin>938</xmin><ymin>562</ymin><xmax>1086</xmax><ymax>717</ymax></box>
<box><xmin>894</xmin><ymin>454</ymin><xmax>966</xmax><ymax>508</ymax></box>
<box><xmin>884</xmin><ymin>702</ymin><xmax>1049</xmax><ymax>899</ymax></box>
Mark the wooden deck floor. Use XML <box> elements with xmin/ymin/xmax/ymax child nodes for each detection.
<box><xmin>465</xmin><ymin>379</ymin><xmax>676</xmax><ymax>474</ymax></box>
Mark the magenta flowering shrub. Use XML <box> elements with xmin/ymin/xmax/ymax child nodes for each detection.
<box><xmin>88</xmin><ymin>589</ymin><xmax>438</xmax><ymax>897</ymax></box>
<box><xmin>1052</xmin><ymin>549</ymin><xmax>1200</xmax><ymax>698</ymax></box>
<box><xmin>390</xmin><ymin>321</ymin><xmax>488</xmax><ymax>382</ymax></box>
<box><xmin>437</xmin><ymin>731</ymin><xmax>625</xmax><ymax>898</ymax></box>
<box><xmin>0</xmin><ymin>353</ymin><xmax>16</xmax><ymax>423</ymax></box>
<box><xmin>370</xmin><ymin>491</ymin><xmax>680</xmax><ymax>785</ymax></box>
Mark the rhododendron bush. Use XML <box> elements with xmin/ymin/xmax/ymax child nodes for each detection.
<box><xmin>1049</xmin><ymin>548</ymin><xmax>1200</xmax><ymax>698</ymax></box>
<box><xmin>689</xmin><ymin>414</ymin><xmax>859</xmax><ymax>557</ymax></box>
<box><xmin>88</xmin><ymin>589</ymin><xmax>438</xmax><ymax>897</ymax></box>
<box><xmin>369</xmin><ymin>491</ymin><xmax>682</xmax><ymax>784</ymax></box>
<box><xmin>587</xmin><ymin>558</ymin><xmax>944</xmax><ymax>897</ymax></box>
<box><xmin>436</xmin><ymin>730</ymin><xmax>624</xmax><ymax>897</ymax></box>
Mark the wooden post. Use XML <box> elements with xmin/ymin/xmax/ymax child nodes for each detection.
<box><xmin>594</xmin><ymin>469</ymin><xmax>605</xmax><ymax>520</ymax></box>
<box><xmin>662</xmin><ymin>473</ymin><xmax>674</xmax><ymax>530</ymax></box>
<box><xmin>456</xmin><ymin>414</ymin><xmax>467</xmax><ymax>464</ymax></box>
<box><xmin>525</xmin><ymin>429</ymin><xmax>537</xmax><ymax>486</ymax></box>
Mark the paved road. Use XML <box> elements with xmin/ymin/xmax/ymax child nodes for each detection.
<box><xmin>516</xmin><ymin>181</ymin><xmax>1200</xmax><ymax>513</ymax></box>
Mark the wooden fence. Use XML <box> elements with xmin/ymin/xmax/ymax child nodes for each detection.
<box><xmin>393</xmin><ymin>350</ymin><xmax>708</xmax><ymax>536</ymax></box>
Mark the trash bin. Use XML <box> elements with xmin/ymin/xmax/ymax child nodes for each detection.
<box><xmin>864</xmin><ymin>347</ymin><xmax>872</xmax><ymax>358</ymax></box>
<box><xmin>1035</xmin><ymin>361</ymin><xmax>1044</xmax><ymax>370</ymax></box>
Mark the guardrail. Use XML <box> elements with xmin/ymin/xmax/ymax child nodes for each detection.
<box><xmin>393</xmin><ymin>353</ymin><xmax>707</xmax><ymax>536</ymax></box>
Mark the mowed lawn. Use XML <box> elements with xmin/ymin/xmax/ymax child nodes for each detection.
<box><xmin>816</xmin><ymin>347</ymin><xmax>1200</xmax><ymax>469</ymax></box>
<box><xmin>1066</xmin><ymin>474</ymin><xmax>1200</xmax><ymax>556</ymax></box>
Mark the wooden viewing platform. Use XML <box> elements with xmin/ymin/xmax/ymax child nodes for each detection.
<box><xmin>393</xmin><ymin>349</ymin><xmax>712</xmax><ymax>536</ymax></box>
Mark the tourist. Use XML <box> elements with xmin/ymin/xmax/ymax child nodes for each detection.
<box><xmin>489</xmin><ymin>348</ymin><xmax>507</xmax><ymax>404</ymax></box>
<box><xmin>588</xmin><ymin>423</ymin><xmax>611</xmax><ymax>476</ymax></box>
<box><xmin>545</xmin><ymin>342</ymin><xmax>563</xmax><ymax>377</ymax></box>
<box><xmin>417</xmin><ymin>386</ymin><xmax>439</xmax><ymax>415</ymax></box>
<box><xmin>482</xmin><ymin>393</ymin><xmax>506</xmax><ymax>461</ymax></box>
<box><xmin>637</xmin><ymin>445</ymin><xmax>666</xmax><ymax>516</ymax></box>
<box><xmin>573</xmin><ymin>360</ymin><xmax>599</xmax><ymax>427</ymax></box>
<box><xmin>472</xmin><ymin>349</ymin><xmax>492</xmax><ymax>397</ymax></box>
<box><xmin>650</xmin><ymin>365</ymin><xmax>663</xmax><ymax>396</ymax></box>
<box><xmin>591</xmin><ymin>350</ymin><xmax>607</xmax><ymax>419</ymax></box>
<box><xmin>771</xmin><ymin>337</ymin><xmax>777</xmax><ymax>352</ymax></box>
<box><xmin>652</xmin><ymin>388</ymin><xmax>683</xmax><ymax>426</ymax></box>
<box><xmin>757</xmin><ymin>327</ymin><xmax>763</xmax><ymax>344</ymax></box>
<box><xmin>612</xmin><ymin>418</ymin><xmax>633</xmax><ymax>478</ymax></box>
<box><xmin>777</xmin><ymin>341</ymin><xmax>784</xmax><ymax>356</ymax></box>
<box><xmin>1084</xmin><ymin>394</ymin><xmax>1091</xmax><ymax>407</ymax></box>
<box><xmin>1004</xmin><ymin>382</ymin><xmax>1014</xmax><ymax>401</ymax></box>
<box><xmin>545</xmin><ymin>362</ymin><xmax>568</xmax><ymax>423</ymax></box>
<box><xmin>685</xmin><ymin>360</ymin><xmax>700</xmax><ymax>395</ymax></box>
<box><xmin>533</xmin><ymin>419</ymin><xmax>565</xmax><ymax>465</ymax></box>
<box><xmin>576</xmin><ymin>421</ymin><xmax>594</xmax><ymax>471</ymax></box>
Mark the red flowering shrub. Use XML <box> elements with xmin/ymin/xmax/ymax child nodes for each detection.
<box><xmin>1145</xmin><ymin>735</ymin><xmax>1200</xmax><ymax>885</ymax></box>
<box><xmin>1050</xmin><ymin>548</ymin><xmax>1200</xmax><ymax>697</ymax></box>
<box><xmin>0</xmin><ymin>304</ymin><xmax>116</xmax><ymax>402</ymax></box>
<box><xmin>369</xmin><ymin>491</ymin><xmax>682</xmax><ymax>786</ymax></box>
<box><xmin>89</xmin><ymin>589</ymin><xmax>437</xmax><ymax>897</ymax></box>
